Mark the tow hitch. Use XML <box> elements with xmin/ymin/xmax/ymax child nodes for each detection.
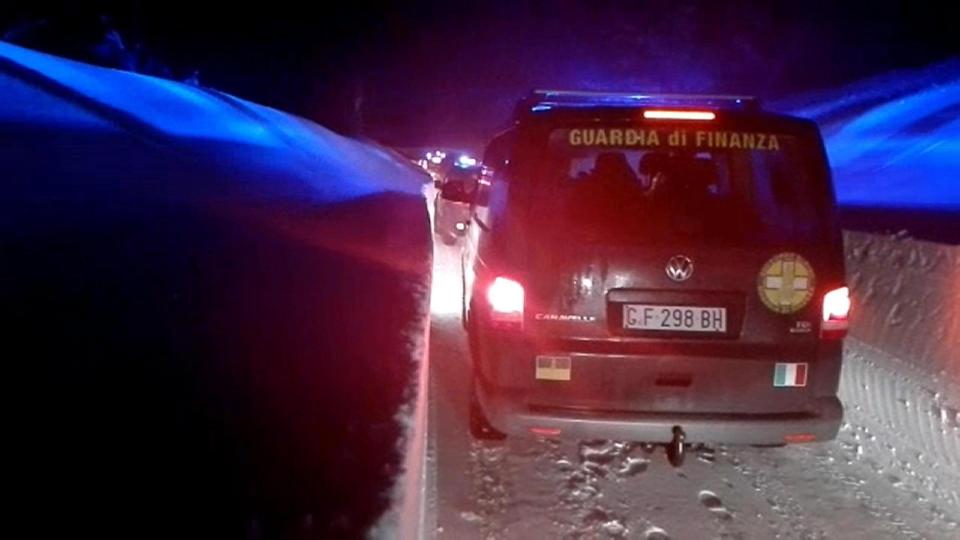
<box><xmin>666</xmin><ymin>426</ymin><xmax>686</xmax><ymax>467</ymax></box>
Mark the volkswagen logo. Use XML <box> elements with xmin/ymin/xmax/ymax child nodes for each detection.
<box><xmin>666</xmin><ymin>255</ymin><xmax>694</xmax><ymax>282</ymax></box>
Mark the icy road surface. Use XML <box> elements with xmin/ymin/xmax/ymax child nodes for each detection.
<box><xmin>424</xmin><ymin>235</ymin><xmax>960</xmax><ymax>539</ymax></box>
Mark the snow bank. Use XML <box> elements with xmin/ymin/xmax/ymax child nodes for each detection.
<box><xmin>0</xmin><ymin>42</ymin><xmax>431</xmax><ymax>538</ymax></box>
<box><xmin>842</xmin><ymin>231</ymin><xmax>960</xmax><ymax>507</ymax></box>
<box><xmin>776</xmin><ymin>60</ymin><xmax>960</xmax><ymax>211</ymax></box>
<box><xmin>846</xmin><ymin>231</ymin><xmax>959</xmax><ymax>374</ymax></box>
<box><xmin>840</xmin><ymin>340</ymin><xmax>960</xmax><ymax>509</ymax></box>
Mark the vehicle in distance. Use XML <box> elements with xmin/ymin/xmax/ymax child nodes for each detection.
<box><xmin>434</xmin><ymin>163</ymin><xmax>484</xmax><ymax>245</ymax></box>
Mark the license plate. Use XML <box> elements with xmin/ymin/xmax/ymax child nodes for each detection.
<box><xmin>623</xmin><ymin>304</ymin><xmax>727</xmax><ymax>332</ymax></box>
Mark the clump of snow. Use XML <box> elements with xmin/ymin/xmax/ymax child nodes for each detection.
<box><xmin>697</xmin><ymin>490</ymin><xmax>733</xmax><ymax>521</ymax></box>
<box><xmin>643</xmin><ymin>525</ymin><xmax>671</xmax><ymax>540</ymax></box>
<box><xmin>616</xmin><ymin>456</ymin><xmax>651</xmax><ymax>477</ymax></box>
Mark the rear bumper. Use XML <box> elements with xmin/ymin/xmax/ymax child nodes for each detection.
<box><xmin>433</xmin><ymin>204</ymin><xmax>471</xmax><ymax>239</ymax></box>
<box><xmin>468</xmin><ymin>324</ymin><xmax>845</xmax><ymax>445</ymax></box>
<box><xmin>477</xmin><ymin>384</ymin><xmax>843</xmax><ymax>445</ymax></box>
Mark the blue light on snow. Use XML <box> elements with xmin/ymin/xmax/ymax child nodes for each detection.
<box><xmin>0</xmin><ymin>42</ymin><xmax>423</xmax><ymax>206</ymax></box>
<box><xmin>803</xmin><ymin>69</ymin><xmax>960</xmax><ymax>210</ymax></box>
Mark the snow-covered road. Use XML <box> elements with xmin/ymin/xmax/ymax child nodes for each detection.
<box><xmin>423</xmin><ymin>234</ymin><xmax>960</xmax><ymax>539</ymax></box>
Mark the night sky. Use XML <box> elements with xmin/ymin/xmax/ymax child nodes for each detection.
<box><xmin>3</xmin><ymin>1</ymin><xmax>957</xmax><ymax>149</ymax></box>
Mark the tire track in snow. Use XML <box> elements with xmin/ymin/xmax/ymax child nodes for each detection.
<box><xmin>719</xmin><ymin>432</ymin><xmax>954</xmax><ymax>539</ymax></box>
<box><xmin>533</xmin><ymin>438</ymin><xmax>689</xmax><ymax>539</ymax></box>
<box><xmin>791</xmin><ymin>436</ymin><xmax>937</xmax><ymax>539</ymax></box>
<box><xmin>543</xmin><ymin>439</ymin><xmax>634</xmax><ymax>538</ymax></box>
<box><xmin>533</xmin><ymin>440</ymin><xmax>759</xmax><ymax>540</ymax></box>
<box><xmin>465</xmin><ymin>440</ymin><xmax>510</xmax><ymax>538</ymax></box>
<box><xmin>720</xmin><ymin>446</ymin><xmax>829</xmax><ymax>540</ymax></box>
<box><xmin>841</xmin><ymin>340</ymin><xmax>960</xmax><ymax>512</ymax></box>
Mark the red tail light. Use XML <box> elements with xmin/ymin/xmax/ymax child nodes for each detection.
<box><xmin>784</xmin><ymin>433</ymin><xmax>817</xmax><ymax>444</ymax></box>
<box><xmin>487</xmin><ymin>277</ymin><xmax>524</xmax><ymax>325</ymax></box>
<box><xmin>821</xmin><ymin>286</ymin><xmax>850</xmax><ymax>337</ymax></box>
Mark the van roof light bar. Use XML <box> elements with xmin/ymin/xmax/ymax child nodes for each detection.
<box><xmin>525</xmin><ymin>90</ymin><xmax>761</xmax><ymax>113</ymax></box>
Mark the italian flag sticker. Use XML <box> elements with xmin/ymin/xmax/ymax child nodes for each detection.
<box><xmin>773</xmin><ymin>363</ymin><xmax>808</xmax><ymax>387</ymax></box>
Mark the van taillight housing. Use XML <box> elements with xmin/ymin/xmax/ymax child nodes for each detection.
<box><xmin>821</xmin><ymin>286</ymin><xmax>850</xmax><ymax>338</ymax></box>
<box><xmin>487</xmin><ymin>277</ymin><xmax>524</xmax><ymax>326</ymax></box>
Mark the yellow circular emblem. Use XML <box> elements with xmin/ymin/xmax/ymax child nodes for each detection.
<box><xmin>757</xmin><ymin>253</ymin><xmax>816</xmax><ymax>314</ymax></box>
